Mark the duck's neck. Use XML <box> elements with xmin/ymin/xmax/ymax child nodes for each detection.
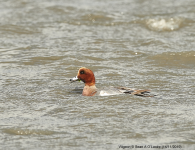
<box><xmin>82</xmin><ymin>85</ymin><xmax>97</xmax><ymax>96</ymax></box>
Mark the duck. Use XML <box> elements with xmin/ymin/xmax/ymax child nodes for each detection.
<box><xmin>70</xmin><ymin>67</ymin><xmax>153</xmax><ymax>97</ymax></box>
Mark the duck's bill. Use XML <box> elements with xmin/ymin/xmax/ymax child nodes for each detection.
<box><xmin>70</xmin><ymin>76</ymin><xmax>80</xmax><ymax>82</ymax></box>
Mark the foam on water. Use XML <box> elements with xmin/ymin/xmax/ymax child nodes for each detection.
<box><xmin>146</xmin><ymin>17</ymin><xmax>184</xmax><ymax>31</ymax></box>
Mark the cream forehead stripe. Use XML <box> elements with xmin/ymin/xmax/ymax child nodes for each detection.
<box><xmin>78</xmin><ymin>67</ymin><xmax>87</xmax><ymax>73</ymax></box>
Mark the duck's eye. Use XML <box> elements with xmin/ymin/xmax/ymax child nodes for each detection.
<box><xmin>80</xmin><ymin>70</ymin><xmax>85</xmax><ymax>74</ymax></box>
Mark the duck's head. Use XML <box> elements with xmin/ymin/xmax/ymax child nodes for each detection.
<box><xmin>70</xmin><ymin>67</ymin><xmax>95</xmax><ymax>86</ymax></box>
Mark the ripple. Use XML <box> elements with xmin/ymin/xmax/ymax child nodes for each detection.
<box><xmin>0</xmin><ymin>24</ymin><xmax>38</xmax><ymax>34</ymax></box>
<box><xmin>149</xmin><ymin>51</ymin><xmax>195</xmax><ymax>68</ymax></box>
<box><xmin>3</xmin><ymin>128</ymin><xmax>55</xmax><ymax>135</ymax></box>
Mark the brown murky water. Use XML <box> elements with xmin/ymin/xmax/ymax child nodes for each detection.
<box><xmin>1</xmin><ymin>0</ymin><xmax>195</xmax><ymax>149</ymax></box>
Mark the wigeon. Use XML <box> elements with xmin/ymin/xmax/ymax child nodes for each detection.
<box><xmin>70</xmin><ymin>67</ymin><xmax>153</xmax><ymax>97</ymax></box>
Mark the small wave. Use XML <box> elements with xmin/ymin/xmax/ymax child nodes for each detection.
<box><xmin>149</xmin><ymin>51</ymin><xmax>195</xmax><ymax>68</ymax></box>
<box><xmin>146</xmin><ymin>17</ymin><xmax>184</xmax><ymax>31</ymax></box>
<box><xmin>3</xmin><ymin>128</ymin><xmax>55</xmax><ymax>135</ymax></box>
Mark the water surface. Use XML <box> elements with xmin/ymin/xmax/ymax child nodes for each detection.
<box><xmin>1</xmin><ymin>0</ymin><xmax>195</xmax><ymax>149</ymax></box>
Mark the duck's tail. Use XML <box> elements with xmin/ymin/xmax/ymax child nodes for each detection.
<box><xmin>116</xmin><ymin>87</ymin><xmax>155</xmax><ymax>97</ymax></box>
